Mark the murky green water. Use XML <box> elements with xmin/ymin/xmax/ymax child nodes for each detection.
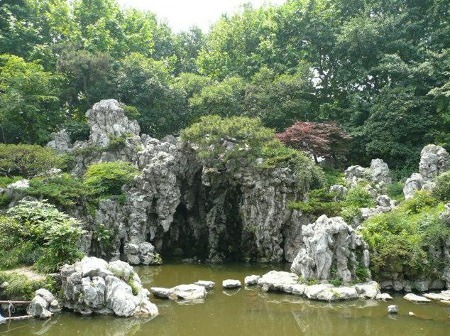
<box><xmin>1</xmin><ymin>263</ymin><xmax>450</xmax><ymax>336</ymax></box>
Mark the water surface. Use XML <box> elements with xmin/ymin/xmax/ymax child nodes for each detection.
<box><xmin>1</xmin><ymin>263</ymin><xmax>449</xmax><ymax>336</ymax></box>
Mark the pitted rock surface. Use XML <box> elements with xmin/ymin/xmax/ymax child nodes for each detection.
<box><xmin>290</xmin><ymin>215</ymin><xmax>369</xmax><ymax>283</ymax></box>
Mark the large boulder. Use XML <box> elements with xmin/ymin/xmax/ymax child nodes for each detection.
<box><xmin>419</xmin><ymin>144</ymin><xmax>450</xmax><ymax>181</ymax></box>
<box><xmin>290</xmin><ymin>215</ymin><xmax>370</xmax><ymax>284</ymax></box>
<box><xmin>87</xmin><ymin>99</ymin><xmax>140</xmax><ymax>148</ymax></box>
<box><xmin>404</xmin><ymin>144</ymin><xmax>450</xmax><ymax>199</ymax></box>
<box><xmin>60</xmin><ymin>257</ymin><xmax>158</xmax><ymax>317</ymax></box>
<box><xmin>27</xmin><ymin>288</ymin><xmax>60</xmax><ymax>319</ymax></box>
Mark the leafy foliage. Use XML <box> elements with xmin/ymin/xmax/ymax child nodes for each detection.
<box><xmin>362</xmin><ymin>192</ymin><xmax>449</xmax><ymax>281</ymax></box>
<box><xmin>28</xmin><ymin>173</ymin><xmax>93</xmax><ymax>208</ymax></box>
<box><xmin>277</xmin><ymin>121</ymin><xmax>351</xmax><ymax>166</ymax></box>
<box><xmin>432</xmin><ymin>171</ymin><xmax>450</xmax><ymax>202</ymax></box>
<box><xmin>0</xmin><ymin>271</ymin><xmax>50</xmax><ymax>300</ymax></box>
<box><xmin>0</xmin><ymin>54</ymin><xmax>62</xmax><ymax>144</ymax></box>
<box><xmin>181</xmin><ymin>115</ymin><xmax>324</xmax><ymax>190</ymax></box>
<box><xmin>0</xmin><ymin>200</ymin><xmax>85</xmax><ymax>272</ymax></box>
<box><xmin>84</xmin><ymin>161</ymin><xmax>138</xmax><ymax>196</ymax></box>
<box><xmin>0</xmin><ymin>144</ymin><xmax>63</xmax><ymax>178</ymax></box>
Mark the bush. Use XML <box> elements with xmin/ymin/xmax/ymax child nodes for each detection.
<box><xmin>290</xmin><ymin>188</ymin><xmax>341</xmax><ymax>218</ymax></box>
<box><xmin>344</xmin><ymin>185</ymin><xmax>376</xmax><ymax>208</ymax></box>
<box><xmin>28</xmin><ymin>173</ymin><xmax>94</xmax><ymax>208</ymax></box>
<box><xmin>0</xmin><ymin>271</ymin><xmax>49</xmax><ymax>300</ymax></box>
<box><xmin>361</xmin><ymin>193</ymin><xmax>448</xmax><ymax>281</ymax></box>
<box><xmin>0</xmin><ymin>144</ymin><xmax>63</xmax><ymax>178</ymax></box>
<box><xmin>0</xmin><ymin>200</ymin><xmax>85</xmax><ymax>272</ymax></box>
<box><xmin>181</xmin><ymin>115</ymin><xmax>324</xmax><ymax>191</ymax></box>
<box><xmin>84</xmin><ymin>161</ymin><xmax>138</xmax><ymax>196</ymax></box>
<box><xmin>433</xmin><ymin>171</ymin><xmax>450</xmax><ymax>201</ymax></box>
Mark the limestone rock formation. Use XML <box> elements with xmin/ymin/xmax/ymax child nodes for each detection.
<box><xmin>419</xmin><ymin>144</ymin><xmax>450</xmax><ymax>181</ymax></box>
<box><xmin>151</xmin><ymin>284</ymin><xmax>207</xmax><ymax>301</ymax></box>
<box><xmin>290</xmin><ymin>215</ymin><xmax>370</xmax><ymax>284</ymax></box>
<box><xmin>47</xmin><ymin>129</ymin><xmax>72</xmax><ymax>153</ymax></box>
<box><xmin>87</xmin><ymin>99</ymin><xmax>140</xmax><ymax>148</ymax></box>
<box><xmin>404</xmin><ymin>144</ymin><xmax>450</xmax><ymax>199</ymax></box>
<box><xmin>66</xmin><ymin>99</ymin><xmax>311</xmax><ymax>264</ymax></box>
<box><xmin>60</xmin><ymin>257</ymin><xmax>158</xmax><ymax>317</ymax></box>
<box><xmin>27</xmin><ymin>288</ymin><xmax>60</xmax><ymax>319</ymax></box>
<box><xmin>345</xmin><ymin>159</ymin><xmax>391</xmax><ymax>191</ymax></box>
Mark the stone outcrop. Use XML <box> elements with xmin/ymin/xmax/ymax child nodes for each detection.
<box><xmin>255</xmin><ymin>270</ymin><xmax>383</xmax><ymax>302</ymax></box>
<box><xmin>87</xmin><ymin>100</ymin><xmax>140</xmax><ymax>148</ymax></box>
<box><xmin>345</xmin><ymin>159</ymin><xmax>391</xmax><ymax>191</ymax></box>
<box><xmin>47</xmin><ymin>129</ymin><xmax>72</xmax><ymax>153</ymax></box>
<box><xmin>151</xmin><ymin>284</ymin><xmax>207</xmax><ymax>301</ymax></box>
<box><xmin>403</xmin><ymin>293</ymin><xmax>431</xmax><ymax>303</ymax></box>
<box><xmin>27</xmin><ymin>288</ymin><xmax>60</xmax><ymax>319</ymax></box>
<box><xmin>404</xmin><ymin>144</ymin><xmax>450</xmax><ymax>199</ymax></box>
<box><xmin>290</xmin><ymin>215</ymin><xmax>370</xmax><ymax>284</ymax></box>
<box><xmin>60</xmin><ymin>257</ymin><xmax>158</xmax><ymax>317</ymax></box>
<box><xmin>59</xmin><ymin>99</ymin><xmax>311</xmax><ymax>264</ymax></box>
<box><xmin>222</xmin><ymin>279</ymin><xmax>242</xmax><ymax>289</ymax></box>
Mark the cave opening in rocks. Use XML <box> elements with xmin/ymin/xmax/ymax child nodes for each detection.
<box><xmin>161</xmin><ymin>202</ymin><xmax>209</xmax><ymax>260</ymax></box>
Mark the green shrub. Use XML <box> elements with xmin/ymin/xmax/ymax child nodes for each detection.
<box><xmin>344</xmin><ymin>185</ymin><xmax>376</xmax><ymax>208</ymax></box>
<box><xmin>0</xmin><ymin>144</ymin><xmax>63</xmax><ymax>178</ymax></box>
<box><xmin>387</xmin><ymin>181</ymin><xmax>405</xmax><ymax>201</ymax></box>
<box><xmin>1</xmin><ymin>200</ymin><xmax>85</xmax><ymax>272</ymax></box>
<box><xmin>400</xmin><ymin>190</ymin><xmax>438</xmax><ymax>214</ymax></box>
<box><xmin>181</xmin><ymin>115</ymin><xmax>324</xmax><ymax>191</ymax></box>
<box><xmin>107</xmin><ymin>134</ymin><xmax>129</xmax><ymax>152</ymax></box>
<box><xmin>28</xmin><ymin>173</ymin><xmax>94</xmax><ymax>208</ymax></box>
<box><xmin>433</xmin><ymin>171</ymin><xmax>450</xmax><ymax>201</ymax></box>
<box><xmin>84</xmin><ymin>161</ymin><xmax>138</xmax><ymax>196</ymax></box>
<box><xmin>64</xmin><ymin>120</ymin><xmax>90</xmax><ymax>142</ymax></box>
<box><xmin>290</xmin><ymin>188</ymin><xmax>341</xmax><ymax>218</ymax></box>
<box><xmin>361</xmin><ymin>194</ymin><xmax>448</xmax><ymax>281</ymax></box>
<box><xmin>0</xmin><ymin>175</ymin><xmax>22</xmax><ymax>188</ymax></box>
<box><xmin>0</xmin><ymin>271</ymin><xmax>49</xmax><ymax>300</ymax></box>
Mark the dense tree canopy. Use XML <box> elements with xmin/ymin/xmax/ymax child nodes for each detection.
<box><xmin>1</xmin><ymin>0</ymin><xmax>450</xmax><ymax>177</ymax></box>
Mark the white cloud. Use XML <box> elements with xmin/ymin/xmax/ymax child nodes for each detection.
<box><xmin>117</xmin><ymin>0</ymin><xmax>286</xmax><ymax>32</ymax></box>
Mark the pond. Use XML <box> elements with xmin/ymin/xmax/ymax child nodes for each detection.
<box><xmin>1</xmin><ymin>263</ymin><xmax>449</xmax><ymax>336</ymax></box>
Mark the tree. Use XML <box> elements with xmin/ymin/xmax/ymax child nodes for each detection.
<box><xmin>277</xmin><ymin>121</ymin><xmax>351</xmax><ymax>166</ymax></box>
<box><xmin>0</xmin><ymin>54</ymin><xmax>62</xmax><ymax>144</ymax></box>
<box><xmin>116</xmin><ymin>53</ymin><xmax>187</xmax><ymax>137</ymax></box>
<box><xmin>188</xmin><ymin>76</ymin><xmax>246</xmax><ymax>123</ymax></box>
<box><xmin>244</xmin><ymin>64</ymin><xmax>315</xmax><ymax>130</ymax></box>
<box><xmin>181</xmin><ymin>115</ymin><xmax>324</xmax><ymax>190</ymax></box>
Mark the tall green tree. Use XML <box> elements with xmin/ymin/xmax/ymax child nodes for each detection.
<box><xmin>0</xmin><ymin>54</ymin><xmax>62</xmax><ymax>144</ymax></box>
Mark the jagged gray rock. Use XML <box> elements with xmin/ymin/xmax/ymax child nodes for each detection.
<box><xmin>290</xmin><ymin>215</ymin><xmax>370</xmax><ymax>283</ymax></box>
<box><xmin>87</xmin><ymin>99</ymin><xmax>140</xmax><ymax>148</ymax></box>
<box><xmin>27</xmin><ymin>289</ymin><xmax>60</xmax><ymax>319</ymax></box>
<box><xmin>60</xmin><ymin>257</ymin><xmax>158</xmax><ymax>317</ymax></box>
<box><xmin>404</xmin><ymin>144</ymin><xmax>450</xmax><ymax>199</ymax></box>
<box><xmin>47</xmin><ymin>129</ymin><xmax>72</xmax><ymax>153</ymax></box>
<box><xmin>419</xmin><ymin>144</ymin><xmax>450</xmax><ymax>181</ymax></box>
<box><xmin>47</xmin><ymin>100</ymin><xmax>313</xmax><ymax>265</ymax></box>
<box><xmin>345</xmin><ymin>159</ymin><xmax>391</xmax><ymax>192</ymax></box>
<box><xmin>370</xmin><ymin>159</ymin><xmax>392</xmax><ymax>189</ymax></box>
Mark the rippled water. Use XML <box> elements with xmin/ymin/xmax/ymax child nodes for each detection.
<box><xmin>1</xmin><ymin>263</ymin><xmax>449</xmax><ymax>336</ymax></box>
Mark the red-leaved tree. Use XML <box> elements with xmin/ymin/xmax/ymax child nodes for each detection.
<box><xmin>277</xmin><ymin>121</ymin><xmax>351</xmax><ymax>166</ymax></box>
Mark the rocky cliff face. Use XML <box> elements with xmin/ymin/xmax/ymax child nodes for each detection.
<box><xmin>56</xmin><ymin>100</ymin><xmax>310</xmax><ymax>264</ymax></box>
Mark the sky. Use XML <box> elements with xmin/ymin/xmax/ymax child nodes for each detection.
<box><xmin>117</xmin><ymin>0</ymin><xmax>287</xmax><ymax>32</ymax></box>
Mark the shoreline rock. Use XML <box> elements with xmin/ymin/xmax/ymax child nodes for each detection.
<box><xmin>60</xmin><ymin>257</ymin><xmax>158</xmax><ymax>317</ymax></box>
